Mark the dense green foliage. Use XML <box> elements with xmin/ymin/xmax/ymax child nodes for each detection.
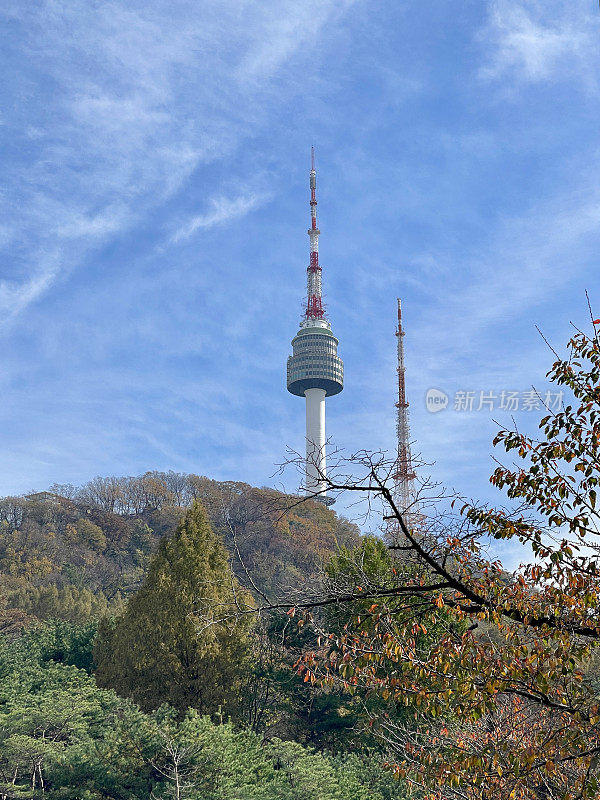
<box><xmin>94</xmin><ymin>502</ymin><xmax>253</xmax><ymax>715</ymax></box>
<box><xmin>0</xmin><ymin>477</ymin><xmax>411</xmax><ymax>798</ymax></box>
<box><xmin>0</xmin><ymin>621</ymin><xmax>408</xmax><ymax>799</ymax></box>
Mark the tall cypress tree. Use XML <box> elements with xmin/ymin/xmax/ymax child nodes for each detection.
<box><xmin>94</xmin><ymin>501</ymin><xmax>253</xmax><ymax>716</ymax></box>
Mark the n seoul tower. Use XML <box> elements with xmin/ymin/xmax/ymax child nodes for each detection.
<box><xmin>287</xmin><ymin>149</ymin><xmax>343</xmax><ymax>503</ymax></box>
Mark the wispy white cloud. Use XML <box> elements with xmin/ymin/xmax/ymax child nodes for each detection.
<box><xmin>236</xmin><ymin>0</ymin><xmax>358</xmax><ymax>83</ymax></box>
<box><xmin>0</xmin><ymin>0</ymin><xmax>357</xmax><ymax>323</ymax></box>
<box><xmin>429</xmin><ymin>194</ymin><xmax>600</xmax><ymax>362</ymax></box>
<box><xmin>0</xmin><ymin>257</ymin><xmax>60</xmax><ymax>323</ymax></box>
<box><xmin>171</xmin><ymin>192</ymin><xmax>272</xmax><ymax>243</ymax></box>
<box><xmin>57</xmin><ymin>206</ymin><xmax>129</xmax><ymax>240</ymax></box>
<box><xmin>480</xmin><ymin>0</ymin><xmax>596</xmax><ymax>86</ymax></box>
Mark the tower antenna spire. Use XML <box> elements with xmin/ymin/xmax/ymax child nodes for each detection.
<box><xmin>306</xmin><ymin>146</ymin><xmax>323</xmax><ymax>319</ymax></box>
<box><xmin>287</xmin><ymin>150</ymin><xmax>344</xmax><ymax>503</ymax></box>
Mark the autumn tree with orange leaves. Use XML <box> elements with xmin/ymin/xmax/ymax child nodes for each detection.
<box><xmin>282</xmin><ymin>319</ymin><xmax>600</xmax><ymax>799</ymax></box>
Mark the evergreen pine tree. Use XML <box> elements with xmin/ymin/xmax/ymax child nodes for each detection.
<box><xmin>94</xmin><ymin>501</ymin><xmax>252</xmax><ymax>716</ymax></box>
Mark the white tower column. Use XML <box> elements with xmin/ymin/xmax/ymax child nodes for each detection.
<box><xmin>304</xmin><ymin>387</ymin><xmax>326</xmax><ymax>497</ymax></box>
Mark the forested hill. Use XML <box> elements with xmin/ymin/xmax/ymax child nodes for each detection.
<box><xmin>0</xmin><ymin>472</ymin><xmax>360</xmax><ymax>626</ymax></box>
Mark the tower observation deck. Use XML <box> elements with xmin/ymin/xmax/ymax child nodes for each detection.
<box><xmin>287</xmin><ymin>149</ymin><xmax>343</xmax><ymax>503</ymax></box>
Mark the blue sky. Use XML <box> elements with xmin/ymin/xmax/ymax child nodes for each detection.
<box><xmin>1</xmin><ymin>1</ymin><xmax>599</xmax><ymax>558</ymax></box>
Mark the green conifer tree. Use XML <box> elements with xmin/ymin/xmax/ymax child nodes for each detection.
<box><xmin>94</xmin><ymin>501</ymin><xmax>252</xmax><ymax>716</ymax></box>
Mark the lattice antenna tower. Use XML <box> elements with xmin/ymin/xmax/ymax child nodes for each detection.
<box><xmin>394</xmin><ymin>298</ymin><xmax>419</xmax><ymax>527</ymax></box>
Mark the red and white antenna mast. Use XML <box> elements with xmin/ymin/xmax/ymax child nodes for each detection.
<box><xmin>305</xmin><ymin>146</ymin><xmax>324</xmax><ymax>320</ymax></box>
<box><xmin>394</xmin><ymin>298</ymin><xmax>418</xmax><ymax>528</ymax></box>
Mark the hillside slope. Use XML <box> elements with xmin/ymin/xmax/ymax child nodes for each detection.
<box><xmin>0</xmin><ymin>472</ymin><xmax>360</xmax><ymax>623</ymax></box>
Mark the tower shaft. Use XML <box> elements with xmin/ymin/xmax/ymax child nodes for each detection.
<box><xmin>305</xmin><ymin>387</ymin><xmax>326</xmax><ymax>495</ymax></box>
